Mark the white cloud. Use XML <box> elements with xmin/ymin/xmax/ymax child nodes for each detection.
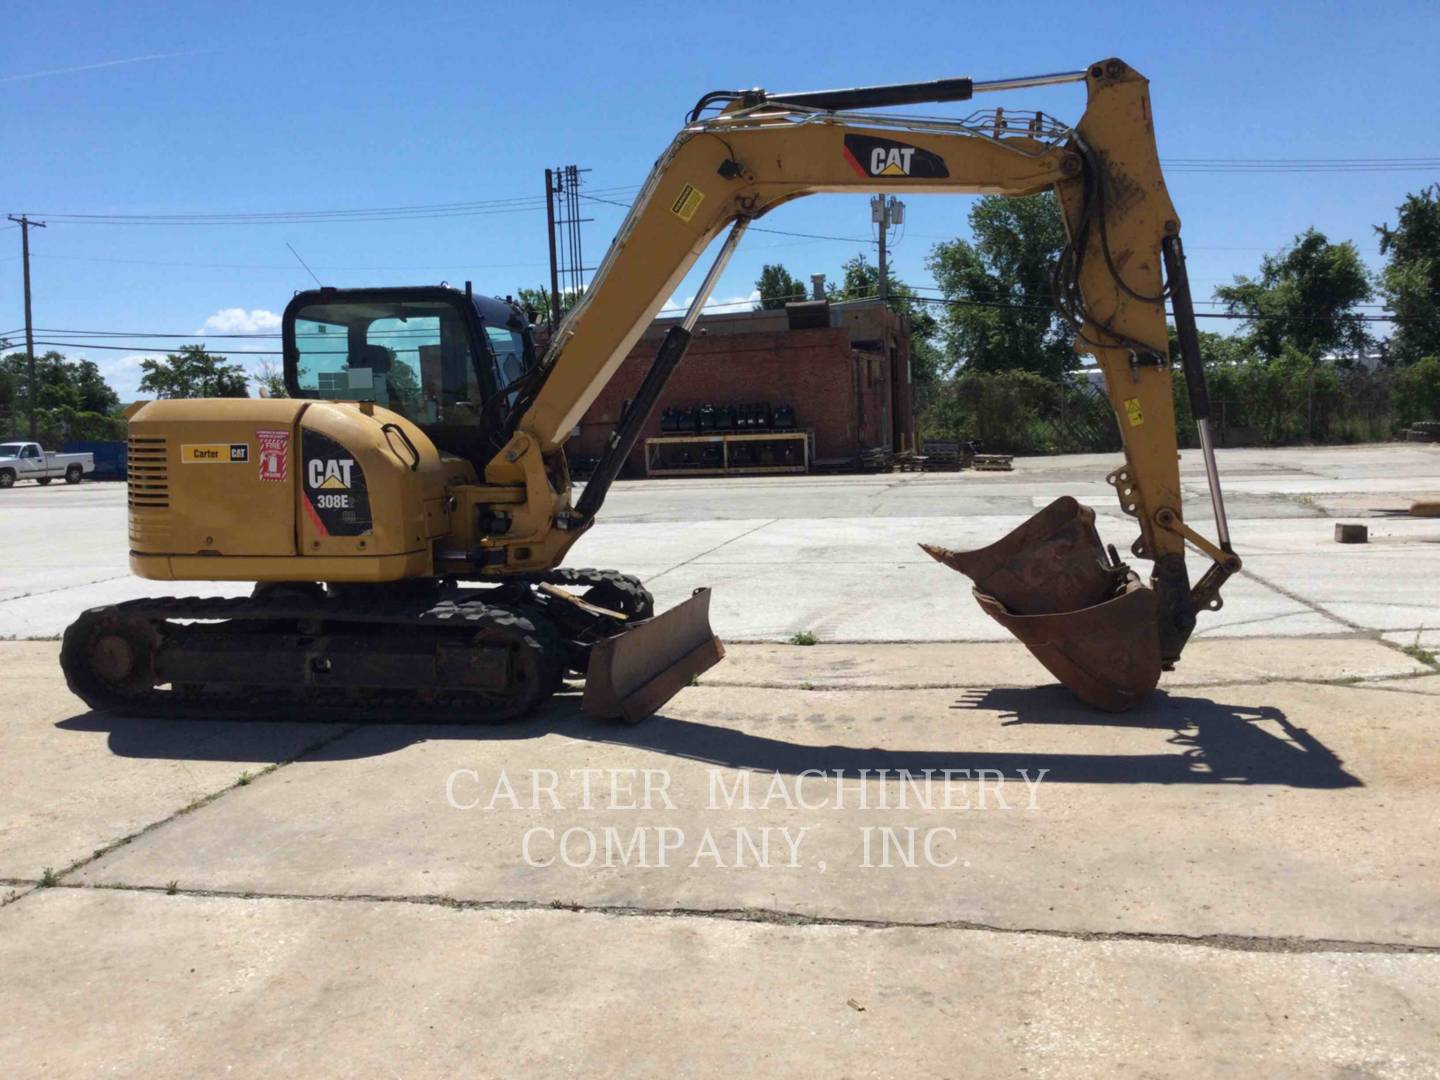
<box><xmin>90</xmin><ymin>353</ymin><xmax>163</xmax><ymax>402</ymax></box>
<box><xmin>663</xmin><ymin>289</ymin><xmax>761</xmax><ymax>314</ymax></box>
<box><xmin>713</xmin><ymin>289</ymin><xmax>761</xmax><ymax>310</ymax></box>
<box><xmin>197</xmin><ymin>307</ymin><xmax>282</xmax><ymax>335</ymax></box>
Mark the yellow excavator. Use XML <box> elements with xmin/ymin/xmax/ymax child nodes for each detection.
<box><xmin>62</xmin><ymin>57</ymin><xmax>1240</xmax><ymax>720</ymax></box>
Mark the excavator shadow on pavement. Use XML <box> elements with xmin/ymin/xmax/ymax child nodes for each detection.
<box><xmin>56</xmin><ymin>686</ymin><xmax>1360</xmax><ymax>790</ymax></box>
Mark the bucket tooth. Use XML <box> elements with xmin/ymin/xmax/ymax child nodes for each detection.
<box><xmin>583</xmin><ymin>588</ymin><xmax>725</xmax><ymax>722</ymax></box>
<box><xmin>924</xmin><ymin>496</ymin><xmax>1162</xmax><ymax>711</ymax></box>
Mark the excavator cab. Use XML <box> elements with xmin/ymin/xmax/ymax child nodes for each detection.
<box><xmin>283</xmin><ymin>286</ymin><xmax>537</xmax><ymax>471</ymax></box>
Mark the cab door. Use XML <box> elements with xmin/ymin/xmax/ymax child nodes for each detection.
<box><xmin>19</xmin><ymin>445</ymin><xmax>44</xmax><ymax>479</ymax></box>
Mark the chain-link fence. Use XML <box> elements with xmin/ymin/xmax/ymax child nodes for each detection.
<box><xmin>921</xmin><ymin>364</ymin><xmax>1415</xmax><ymax>456</ymax></box>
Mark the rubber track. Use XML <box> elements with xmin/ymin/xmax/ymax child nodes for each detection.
<box><xmin>62</xmin><ymin>589</ymin><xmax>560</xmax><ymax>723</ymax></box>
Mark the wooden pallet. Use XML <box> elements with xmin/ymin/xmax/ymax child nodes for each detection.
<box><xmin>857</xmin><ymin>447</ymin><xmax>893</xmax><ymax>473</ymax></box>
<box><xmin>920</xmin><ymin>440</ymin><xmax>963</xmax><ymax>470</ymax></box>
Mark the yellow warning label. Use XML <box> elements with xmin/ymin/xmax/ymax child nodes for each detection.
<box><xmin>1124</xmin><ymin>398</ymin><xmax>1144</xmax><ymax>427</ymax></box>
<box><xmin>181</xmin><ymin>443</ymin><xmax>248</xmax><ymax>463</ymax></box>
<box><xmin>670</xmin><ymin>184</ymin><xmax>704</xmax><ymax>223</ymax></box>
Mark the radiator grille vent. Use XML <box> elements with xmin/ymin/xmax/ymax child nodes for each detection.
<box><xmin>126</xmin><ymin>436</ymin><xmax>169</xmax><ymax>509</ymax></box>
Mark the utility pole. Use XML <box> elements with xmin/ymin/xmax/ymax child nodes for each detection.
<box><xmin>543</xmin><ymin>165</ymin><xmax>593</xmax><ymax>334</ymax></box>
<box><xmin>870</xmin><ymin>195</ymin><xmax>903</xmax><ymax>303</ymax></box>
<box><xmin>544</xmin><ymin>168</ymin><xmax>561</xmax><ymax>331</ymax></box>
<box><xmin>8</xmin><ymin>214</ymin><xmax>47</xmax><ymax>440</ymax></box>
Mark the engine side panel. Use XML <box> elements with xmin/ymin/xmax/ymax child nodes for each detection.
<box><xmin>127</xmin><ymin>398</ymin><xmax>455</xmax><ymax>582</ymax></box>
<box><xmin>128</xmin><ymin>399</ymin><xmax>301</xmax><ymax>559</ymax></box>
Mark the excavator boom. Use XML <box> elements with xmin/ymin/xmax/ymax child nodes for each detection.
<box><xmin>481</xmin><ymin>57</ymin><xmax>1239</xmax><ymax>709</ymax></box>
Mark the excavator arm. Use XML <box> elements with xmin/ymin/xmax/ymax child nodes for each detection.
<box><xmin>482</xmin><ymin>58</ymin><xmax>1239</xmax><ymax>710</ymax></box>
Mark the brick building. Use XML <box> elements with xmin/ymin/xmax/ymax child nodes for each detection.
<box><xmin>568</xmin><ymin>298</ymin><xmax>915</xmax><ymax>475</ymax></box>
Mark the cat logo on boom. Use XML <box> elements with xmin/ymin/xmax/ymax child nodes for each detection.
<box><xmin>842</xmin><ymin>134</ymin><xmax>949</xmax><ymax>179</ymax></box>
<box><xmin>308</xmin><ymin>458</ymin><xmax>355</xmax><ymax>490</ymax></box>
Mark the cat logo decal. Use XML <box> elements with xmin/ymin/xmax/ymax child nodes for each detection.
<box><xmin>842</xmin><ymin>134</ymin><xmax>949</xmax><ymax>179</ymax></box>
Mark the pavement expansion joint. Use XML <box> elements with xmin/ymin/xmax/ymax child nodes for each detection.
<box><xmin>5</xmin><ymin>723</ymin><xmax>363</xmax><ymax>901</ymax></box>
<box><xmin>640</xmin><ymin>517</ymin><xmax>778</xmax><ymax>585</ymax></box>
<box><xmin>698</xmin><ymin>670</ymin><xmax>1438</xmax><ymax>693</ymax></box>
<box><xmin>1241</xmin><ymin>567</ymin><xmax>1371</xmax><ymax>635</ymax></box>
<box><xmin>1</xmin><ymin>574</ymin><xmax>132</xmax><ymax>605</ymax></box>
<box><xmin>1241</xmin><ymin>566</ymin><xmax>1440</xmax><ymax>673</ymax></box>
<box><xmin>34</xmin><ymin>881</ymin><xmax>1440</xmax><ymax>958</ymax></box>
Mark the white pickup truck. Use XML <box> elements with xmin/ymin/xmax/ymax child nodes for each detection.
<box><xmin>0</xmin><ymin>441</ymin><xmax>94</xmax><ymax>488</ymax></box>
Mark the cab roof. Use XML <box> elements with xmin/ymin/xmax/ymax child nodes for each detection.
<box><xmin>284</xmin><ymin>285</ymin><xmax>526</xmax><ymax>329</ymax></box>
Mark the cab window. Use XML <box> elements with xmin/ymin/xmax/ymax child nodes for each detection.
<box><xmin>291</xmin><ymin>299</ymin><xmax>485</xmax><ymax>425</ymax></box>
<box><xmin>485</xmin><ymin>325</ymin><xmax>531</xmax><ymax>406</ymax></box>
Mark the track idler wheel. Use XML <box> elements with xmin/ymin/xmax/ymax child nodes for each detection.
<box><xmin>922</xmin><ymin>496</ymin><xmax>1163</xmax><ymax>712</ymax></box>
<box><xmin>60</xmin><ymin>608</ymin><xmax>162</xmax><ymax>711</ymax></box>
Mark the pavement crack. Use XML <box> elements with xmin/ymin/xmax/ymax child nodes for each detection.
<box><xmin>1240</xmin><ymin>567</ymin><xmax>1366</xmax><ymax>633</ymax></box>
<box><xmin>8</xmin><ymin>723</ymin><xmax>361</xmax><ymax>902</ymax></box>
<box><xmin>695</xmin><ymin>669</ymin><xmax>1438</xmax><ymax>694</ymax></box>
<box><xmin>1</xmin><ymin>881</ymin><xmax>37</xmax><ymax>909</ymax></box>
<box><xmin>41</xmin><ymin>881</ymin><xmax>1440</xmax><ymax>956</ymax></box>
<box><xmin>642</xmin><ymin>518</ymin><xmax>778</xmax><ymax>586</ymax></box>
<box><xmin>0</xmin><ymin>574</ymin><xmax>132</xmax><ymax>605</ymax></box>
<box><xmin>1242</xmin><ymin>567</ymin><xmax>1440</xmax><ymax>673</ymax></box>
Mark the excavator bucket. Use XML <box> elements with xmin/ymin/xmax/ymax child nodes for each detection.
<box><xmin>583</xmin><ymin>587</ymin><xmax>725</xmax><ymax>722</ymax></box>
<box><xmin>922</xmin><ymin>496</ymin><xmax>1162</xmax><ymax>711</ymax></box>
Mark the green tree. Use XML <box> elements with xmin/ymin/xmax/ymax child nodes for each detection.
<box><xmin>380</xmin><ymin>350</ymin><xmax>422</xmax><ymax>413</ymax></box>
<box><xmin>925</xmin><ymin>193</ymin><xmax>1071</xmax><ymax>379</ymax></box>
<box><xmin>255</xmin><ymin>361</ymin><xmax>289</xmax><ymax>399</ymax></box>
<box><xmin>1376</xmin><ymin>186</ymin><xmax>1440</xmax><ymax>364</ymax></box>
<box><xmin>138</xmin><ymin>345</ymin><xmax>250</xmax><ymax>399</ymax></box>
<box><xmin>1216</xmin><ymin>229</ymin><xmax>1373</xmax><ymax>360</ymax></box>
<box><xmin>1</xmin><ymin>351</ymin><xmax>121</xmax><ymax>413</ymax></box>
<box><xmin>0</xmin><ymin>350</ymin><xmax>124</xmax><ymax>439</ymax></box>
<box><xmin>754</xmin><ymin>264</ymin><xmax>809</xmax><ymax>309</ymax></box>
<box><xmin>923</xmin><ymin>369</ymin><xmax>1066</xmax><ymax>454</ymax></box>
<box><xmin>830</xmin><ymin>253</ymin><xmax>882</xmax><ymax>302</ymax></box>
<box><xmin>73</xmin><ymin>359</ymin><xmax>120</xmax><ymax>412</ymax></box>
<box><xmin>1165</xmin><ymin>325</ymin><xmax>1259</xmax><ymax>373</ymax></box>
<box><xmin>516</xmin><ymin>286</ymin><xmax>584</xmax><ymax>332</ymax></box>
<box><xmin>1393</xmin><ymin>355</ymin><xmax>1440</xmax><ymax>424</ymax></box>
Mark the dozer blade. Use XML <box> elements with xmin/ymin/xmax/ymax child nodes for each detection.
<box><xmin>583</xmin><ymin>587</ymin><xmax>725</xmax><ymax>723</ymax></box>
<box><xmin>922</xmin><ymin>496</ymin><xmax>1162</xmax><ymax>712</ymax></box>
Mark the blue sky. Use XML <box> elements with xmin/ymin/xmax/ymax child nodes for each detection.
<box><xmin>3</xmin><ymin>0</ymin><xmax>1437</xmax><ymax>398</ymax></box>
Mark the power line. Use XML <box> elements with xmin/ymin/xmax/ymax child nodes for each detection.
<box><xmin>581</xmin><ymin>191</ymin><xmax>877</xmax><ymax>244</ymax></box>
<box><xmin>30</xmin><ymin>253</ymin><xmax>551</xmax><ymax>272</ymax></box>
<box><xmin>1164</xmin><ymin>157</ymin><xmax>1440</xmax><ymax>173</ymax></box>
<box><xmin>905</xmin><ymin>294</ymin><xmax>1426</xmax><ymax>323</ymax></box>
<box><xmin>30</xmin><ymin>340</ymin><xmax>282</xmax><ymax>355</ymax></box>
<box><xmin>11</xmin><ymin>186</ymin><xmax>641</xmax><ymax>227</ymax></box>
<box><xmin>35</xmin><ymin>327</ymin><xmax>280</xmax><ymax>339</ymax></box>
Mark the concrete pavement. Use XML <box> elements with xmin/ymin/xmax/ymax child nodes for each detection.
<box><xmin>5</xmin><ymin>889</ymin><xmax>1438</xmax><ymax>1078</ymax></box>
<box><xmin>3</xmin><ymin>633</ymin><xmax>1439</xmax><ymax>1075</ymax></box>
